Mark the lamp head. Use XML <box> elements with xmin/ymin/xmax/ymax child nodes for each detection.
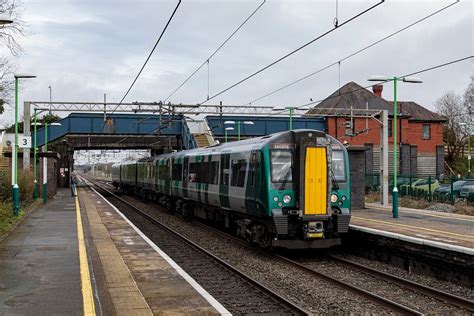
<box><xmin>368</xmin><ymin>75</ymin><xmax>390</xmax><ymax>82</ymax></box>
<box><xmin>402</xmin><ymin>76</ymin><xmax>423</xmax><ymax>83</ymax></box>
<box><xmin>14</xmin><ymin>73</ymin><xmax>37</xmax><ymax>79</ymax></box>
<box><xmin>0</xmin><ymin>15</ymin><xmax>13</xmax><ymax>25</ymax></box>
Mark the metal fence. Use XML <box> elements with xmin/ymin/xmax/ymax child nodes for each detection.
<box><xmin>365</xmin><ymin>173</ymin><xmax>474</xmax><ymax>204</ymax></box>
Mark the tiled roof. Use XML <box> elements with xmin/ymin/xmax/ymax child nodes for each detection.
<box><xmin>307</xmin><ymin>81</ymin><xmax>446</xmax><ymax>122</ymax></box>
<box><xmin>396</xmin><ymin>101</ymin><xmax>446</xmax><ymax>122</ymax></box>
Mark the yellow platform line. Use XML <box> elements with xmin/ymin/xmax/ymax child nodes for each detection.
<box><xmin>352</xmin><ymin>216</ymin><xmax>474</xmax><ymax>240</ymax></box>
<box><xmin>76</xmin><ymin>193</ymin><xmax>96</xmax><ymax>316</ymax></box>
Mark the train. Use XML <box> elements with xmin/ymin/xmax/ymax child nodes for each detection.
<box><xmin>112</xmin><ymin>129</ymin><xmax>351</xmax><ymax>249</ymax></box>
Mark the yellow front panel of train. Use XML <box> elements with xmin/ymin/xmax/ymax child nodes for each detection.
<box><xmin>304</xmin><ymin>147</ymin><xmax>327</xmax><ymax>215</ymax></box>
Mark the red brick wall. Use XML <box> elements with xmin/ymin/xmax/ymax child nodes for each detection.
<box><xmin>326</xmin><ymin>117</ymin><xmax>443</xmax><ymax>154</ymax></box>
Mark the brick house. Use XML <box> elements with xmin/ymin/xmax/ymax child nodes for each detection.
<box><xmin>308</xmin><ymin>82</ymin><xmax>446</xmax><ymax>177</ymax></box>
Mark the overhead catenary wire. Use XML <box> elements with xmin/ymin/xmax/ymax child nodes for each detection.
<box><xmin>242</xmin><ymin>0</ymin><xmax>460</xmax><ymax>106</ymax></box>
<box><xmin>105</xmin><ymin>0</ymin><xmax>182</xmax><ymax>123</ymax></box>
<box><xmin>123</xmin><ymin>56</ymin><xmax>473</xmax><ymax>142</ymax></box>
<box><xmin>199</xmin><ymin>0</ymin><xmax>385</xmax><ymax>105</ymax></box>
<box><xmin>164</xmin><ymin>0</ymin><xmax>266</xmax><ymax>103</ymax></box>
<box><xmin>245</xmin><ymin>55</ymin><xmax>474</xmax><ymax>123</ymax></box>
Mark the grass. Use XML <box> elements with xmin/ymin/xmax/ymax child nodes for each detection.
<box><xmin>0</xmin><ymin>200</ymin><xmax>40</xmax><ymax>241</ymax></box>
<box><xmin>0</xmin><ymin>202</ymin><xmax>25</xmax><ymax>238</ymax></box>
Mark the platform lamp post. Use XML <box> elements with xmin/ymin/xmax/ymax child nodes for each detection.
<box><xmin>368</xmin><ymin>75</ymin><xmax>423</xmax><ymax>219</ymax></box>
<box><xmin>224</xmin><ymin>127</ymin><xmax>234</xmax><ymax>142</ymax></box>
<box><xmin>272</xmin><ymin>106</ymin><xmax>308</xmax><ymax>130</ymax></box>
<box><xmin>224</xmin><ymin>120</ymin><xmax>254</xmax><ymax>141</ymax></box>
<box><xmin>31</xmin><ymin>108</ymin><xmax>49</xmax><ymax>200</ymax></box>
<box><xmin>12</xmin><ymin>74</ymin><xmax>36</xmax><ymax>216</ymax></box>
<box><xmin>460</xmin><ymin>122</ymin><xmax>472</xmax><ymax>177</ymax></box>
<box><xmin>42</xmin><ymin>122</ymin><xmax>62</xmax><ymax>204</ymax></box>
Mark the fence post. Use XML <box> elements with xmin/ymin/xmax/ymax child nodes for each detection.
<box><xmin>409</xmin><ymin>174</ymin><xmax>412</xmax><ymax>197</ymax></box>
<box><xmin>428</xmin><ymin>175</ymin><xmax>432</xmax><ymax>202</ymax></box>
<box><xmin>450</xmin><ymin>176</ymin><xmax>455</xmax><ymax>205</ymax></box>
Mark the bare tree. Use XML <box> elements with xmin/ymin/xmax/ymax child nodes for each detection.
<box><xmin>0</xmin><ymin>0</ymin><xmax>25</xmax><ymax>112</ymax></box>
<box><xmin>0</xmin><ymin>56</ymin><xmax>14</xmax><ymax>113</ymax></box>
<box><xmin>0</xmin><ymin>0</ymin><xmax>26</xmax><ymax>56</ymax></box>
<box><xmin>435</xmin><ymin>91</ymin><xmax>467</xmax><ymax>164</ymax></box>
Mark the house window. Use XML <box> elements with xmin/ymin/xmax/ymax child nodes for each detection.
<box><xmin>388</xmin><ymin>119</ymin><xmax>392</xmax><ymax>137</ymax></box>
<box><xmin>422</xmin><ymin>124</ymin><xmax>431</xmax><ymax>140</ymax></box>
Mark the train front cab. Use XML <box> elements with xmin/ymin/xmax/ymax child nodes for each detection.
<box><xmin>270</xmin><ymin>130</ymin><xmax>351</xmax><ymax>249</ymax></box>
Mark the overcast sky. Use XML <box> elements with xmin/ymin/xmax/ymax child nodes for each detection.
<box><xmin>2</xmin><ymin>0</ymin><xmax>473</xmax><ymax>124</ymax></box>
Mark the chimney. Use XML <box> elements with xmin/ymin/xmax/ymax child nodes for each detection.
<box><xmin>372</xmin><ymin>84</ymin><xmax>383</xmax><ymax>97</ymax></box>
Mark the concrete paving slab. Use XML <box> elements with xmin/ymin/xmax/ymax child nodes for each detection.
<box><xmin>0</xmin><ymin>189</ymin><xmax>82</xmax><ymax>316</ymax></box>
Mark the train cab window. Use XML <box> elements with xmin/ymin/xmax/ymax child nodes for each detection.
<box><xmin>271</xmin><ymin>150</ymin><xmax>293</xmax><ymax>183</ymax></box>
<box><xmin>332</xmin><ymin>150</ymin><xmax>346</xmax><ymax>182</ymax></box>
<box><xmin>172</xmin><ymin>163</ymin><xmax>183</xmax><ymax>181</ymax></box>
<box><xmin>231</xmin><ymin>159</ymin><xmax>247</xmax><ymax>187</ymax></box>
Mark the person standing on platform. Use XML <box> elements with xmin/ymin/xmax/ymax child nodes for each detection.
<box><xmin>71</xmin><ymin>172</ymin><xmax>77</xmax><ymax>197</ymax></box>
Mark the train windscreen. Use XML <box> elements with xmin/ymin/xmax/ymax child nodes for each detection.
<box><xmin>271</xmin><ymin>150</ymin><xmax>293</xmax><ymax>183</ymax></box>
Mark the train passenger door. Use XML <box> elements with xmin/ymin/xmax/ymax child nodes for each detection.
<box><xmin>304</xmin><ymin>147</ymin><xmax>327</xmax><ymax>215</ymax></box>
<box><xmin>245</xmin><ymin>149</ymin><xmax>259</xmax><ymax>213</ymax></box>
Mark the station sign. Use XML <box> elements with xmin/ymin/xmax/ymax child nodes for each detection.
<box><xmin>4</xmin><ymin>133</ymin><xmax>32</xmax><ymax>148</ymax></box>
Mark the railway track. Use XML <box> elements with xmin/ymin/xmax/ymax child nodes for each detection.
<box><xmin>83</xmin><ymin>177</ymin><xmax>309</xmax><ymax>315</ymax></box>
<box><xmin>199</xmin><ymin>221</ymin><xmax>474</xmax><ymax>315</ymax></box>
<box><xmin>86</xmin><ymin>176</ymin><xmax>474</xmax><ymax>314</ymax></box>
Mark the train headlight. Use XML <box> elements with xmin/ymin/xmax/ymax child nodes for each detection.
<box><xmin>331</xmin><ymin>194</ymin><xmax>338</xmax><ymax>203</ymax></box>
<box><xmin>341</xmin><ymin>195</ymin><xmax>347</xmax><ymax>201</ymax></box>
<box><xmin>283</xmin><ymin>195</ymin><xmax>291</xmax><ymax>204</ymax></box>
<box><xmin>273</xmin><ymin>196</ymin><xmax>279</xmax><ymax>202</ymax></box>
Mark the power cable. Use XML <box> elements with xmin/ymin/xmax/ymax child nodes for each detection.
<box><xmin>242</xmin><ymin>0</ymin><xmax>459</xmax><ymax>106</ymax></box>
<box><xmin>164</xmin><ymin>0</ymin><xmax>266</xmax><ymax>103</ymax></box>
<box><xmin>199</xmin><ymin>0</ymin><xmax>385</xmax><ymax>105</ymax></box>
<box><xmin>242</xmin><ymin>55</ymin><xmax>474</xmax><ymax>124</ymax></box>
<box><xmin>105</xmin><ymin>0</ymin><xmax>182</xmax><ymax>122</ymax></box>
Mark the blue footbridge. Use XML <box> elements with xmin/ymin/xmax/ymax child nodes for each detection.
<box><xmin>36</xmin><ymin>112</ymin><xmax>326</xmax><ymax>151</ymax></box>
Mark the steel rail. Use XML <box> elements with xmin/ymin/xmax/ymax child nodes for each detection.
<box><xmin>326</xmin><ymin>255</ymin><xmax>474</xmax><ymax>312</ymax></box>
<box><xmin>87</xmin><ymin>176</ymin><xmax>471</xmax><ymax>315</ymax></box>
<box><xmin>190</xmin><ymin>221</ymin><xmax>422</xmax><ymax>315</ymax></box>
<box><xmin>85</xmin><ymin>178</ymin><xmax>309</xmax><ymax>315</ymax></box>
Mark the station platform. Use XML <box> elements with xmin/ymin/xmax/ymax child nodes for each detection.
<box><xmin>351</xmin><ymin>204</ymin><xmax>474</xmax><ymax>254</ymax></box>
<box><xmin>0</xmin><ymin>186</ymin><xmax>227</xmax><ymax>315</ymax></box>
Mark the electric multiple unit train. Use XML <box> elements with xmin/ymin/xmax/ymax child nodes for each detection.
<box><xmin>112</xmin><ymin>129</ymin><xmax>351</xmax><ymax>249</ymax></box>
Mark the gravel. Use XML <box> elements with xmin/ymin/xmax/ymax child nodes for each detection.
<box><xmin>114</xmin><ymin>191</ymin><xmax>472</xmax><ymax>314</ymax></box>
<box><xmin>117</xmin><ymin>194</ymin><xmax>392</xmax><ymax>314</ymax></box>
<box><xmin>331</xmin><ymin>251</ymin><xmax>474</xmax><ymax>301</ymax></box>
<box><xmin>425</xmin><ymin>203</ymin><xmax>456</xmax><ymax>212</ymax></box>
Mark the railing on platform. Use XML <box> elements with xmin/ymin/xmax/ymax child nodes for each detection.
<box><xmin>366</xmin><ymin>173</ymin><xmax>474</xmax><ymax>205</ymax></box>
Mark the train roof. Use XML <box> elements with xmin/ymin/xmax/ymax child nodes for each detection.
<box><xmin>172</xmin><ymin>129</ymin><xmax>328</xmax><ymax>157</ymax></box>
<box><xmin>116</xmin><ymin>129</ymin><xmax>345</xmax><ymax>165</ymax></box>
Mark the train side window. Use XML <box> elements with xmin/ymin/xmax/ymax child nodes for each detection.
<box><xmin>209</xmin><ymin>161</ymin><xmax>219</xmax><ymax>184</ymax></box>
<box><xmin>189</xmin><ymin>162</ymin><xmax>197</xmax><ymax>183</ymax></box>
<box><xmin>231</xmin><ymin>159</ymin><xmax>247</xmax><ymax>187</ymax></box>
<box><xmin>220</xmin><ymin>154</ymin><xmax>230</xmax><ymax>185</ymax></box>
<box><xmin>172</xmin><ymin>163</ymin><xmax>183</xmax><ymax>181</ymax></box>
